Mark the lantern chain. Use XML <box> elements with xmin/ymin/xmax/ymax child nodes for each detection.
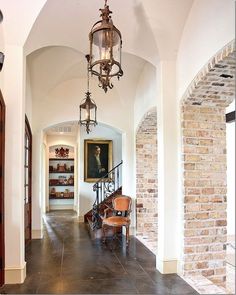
<box><xmin>85</xmin><ymin>54</ymin><xmax>90</xmax><ymax>92</ymax></box>
<box><xmin>87</xmin><ymin>61</ymin><xmax>89</xmax><ymax>92</ymax></box>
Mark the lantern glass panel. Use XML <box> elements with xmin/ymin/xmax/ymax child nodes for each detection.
<box><xmin>92</xmin><ymin>29</ymin><xmax>111</xmax><ymax>63</ymax></box>
<box><xmin>111</xmin><ymin>32</ymin><xmax>121</xmax><ymax>74</ymax></box>
<box><xmin>90</xmin><ymin>107</ymin><xmax>96</xmax><ymax>123</ymax></box>
<box><xmin>91</xmin><ymin>29</ymin><xmax>121</xmax><ymax>76</ymax></box>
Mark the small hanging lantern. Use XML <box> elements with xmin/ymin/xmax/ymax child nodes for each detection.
<box><xmin>79</xmin><ymin>92</ymin><xmax>97</xmax><ymax>134</ymax></box>
<box><xmin>89</xmin><ymin>0</ymin><xmax>123</xmax><ymax>93</ymax></box>
<box><xmin>79</xmin><ymin>55</ymin><xmax>97</xmax><ymax>134</ymax></box>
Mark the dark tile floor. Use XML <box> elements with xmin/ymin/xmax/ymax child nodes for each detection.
<box><xmin>0</xmin><ymin>210</ymin><xmax>198</xmax><ymax>294</ymax></box>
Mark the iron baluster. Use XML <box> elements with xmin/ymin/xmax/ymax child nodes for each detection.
<box><xmin>117</xmin><ymin>166</ymin><xmax>119</xmax><ymax>191</ymax></box>
<box><xmin>91</xmin><ymin>160</ymin><xmax>123</xmax><ymax>229</ymax></box>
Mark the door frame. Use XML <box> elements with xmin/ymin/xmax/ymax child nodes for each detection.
<box><xmin>0</xmin><ymin>90</ymin><xmax>5</xmax><ymax>286</ymax></box>
<box><xmin>25</xmin><ymin>115</ymin><xmax>32</xmax><ymax>245</ymax></box>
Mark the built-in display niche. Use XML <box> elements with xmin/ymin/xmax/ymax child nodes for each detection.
<box><xmin>49</xmin><ymin>146</ymin><xmax>74</xmax><ymax>199</ymax></box>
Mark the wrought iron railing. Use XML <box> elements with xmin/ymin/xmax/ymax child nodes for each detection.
<box><xmin>92</xmin><ymin>160</ymin><xmax>123</xmax><ymax>229</ymax></box>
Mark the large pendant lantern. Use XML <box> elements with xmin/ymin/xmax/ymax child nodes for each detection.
<box><xmin>79</xmin><ymin>55</ymin><xmax>97</xmax><ymax>134</ymax></box>
<box><xmin>89</xmin><ymin>0</ymin><xmax>123</xmax><ymax>93</ymax></box>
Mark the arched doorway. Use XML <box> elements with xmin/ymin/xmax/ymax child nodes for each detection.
<box><xmin>0</xmin><ymin>90</ymin><xmax>5</xmax><ymax>286</ymax></box>
<box><xmin>181</xmin><ymin>42</ymin><xmax>235</xmax><ymax>287</ymax></box>
<box><xmin>25</xmin><ymin>116</ymin><xmax>32</xmax><ymax>247</ymax></box>
<box><xmin>136</xmin><ymin>107</ymin><xmax>158</xmax><ymax>253</ymax></box>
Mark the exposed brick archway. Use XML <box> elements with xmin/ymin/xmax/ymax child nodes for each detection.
<box><xmin>136</xmin><ymin>108</ymin><xmax>158</xmax><ymax>253</ymax></box>
<box><xmin>181</xmin><ymin>41</ymin><xmax>235</xmax><ymax>286</ymax></box>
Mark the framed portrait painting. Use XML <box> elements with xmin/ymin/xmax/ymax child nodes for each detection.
<box><xmin>84</xmin><ymin>140</ymin><xmax>113</xmax><ymax>182</ymax></box>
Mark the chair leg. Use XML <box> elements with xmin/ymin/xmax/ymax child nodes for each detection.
<box><xmin>102</xmin><ymin>224</ymin><xmax>106</xmax><ymax>243</ymax></box>
<box><xmin>125</xmin><ymin>225</ymin><xmax>130</xmax><ymax>246</ymax></box>
<box><xmin>113</xmin><ymin>226</ymin><xmax>116</xmax><ymax>240</ymax></box>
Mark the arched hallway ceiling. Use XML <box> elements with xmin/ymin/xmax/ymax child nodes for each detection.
<box><xmin>27</xmin><ymin>46</ymin><xmax>147</xmax><ymax>104</ymax></box>
<box><xmin>1</xmin><ymin>0</ymin><xmax>47</xmax><ymax>46</ymax></box>
<box><xmin>44</xmin><ymin>120</ymin><xmax>122</xmax><ymax>137</ymax></box>
<box><xmin>24</xmin><ymin>0</ymin><xmax>194</xmax><ymax>63</ymax></box>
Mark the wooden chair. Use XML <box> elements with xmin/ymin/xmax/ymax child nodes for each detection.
<box><xmin>102</xmin><ymin>195</ymin><xmax>132</xmax><ymax>245</ymax></box>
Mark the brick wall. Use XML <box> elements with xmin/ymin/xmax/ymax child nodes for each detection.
<box><xmin>136</xmin><ymin>108</ymin><xmax>158</xmax><ymax>253</ymax></box>
<box><xmin>182</xmin><ymin>46</ymin><xmax>235</xmax><ymax>286</ymax></box>
<box><xmin>182</xmin><ymin>105</ymin><xmax>227</xmax><ymax>285</ymax></box>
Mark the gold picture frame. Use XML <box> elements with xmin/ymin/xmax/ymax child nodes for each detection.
<box><xmin>84</xmin><ymin>139</ymin><xmax>113</xmax><ymax>182</ymax></box>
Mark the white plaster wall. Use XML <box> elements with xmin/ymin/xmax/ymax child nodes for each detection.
<box><xmin>226</xmin><ymin>122</ymin><xmax>235</xmax><ymax>236</ymax></box>
<box><xmin>79</xmin><ymin>124</ymin><xmax>122</xmax><ymax>217</ymax></box>
<box><xmin>46</xmin><ymin>135</ymin><xmax>77</xmax><ymax>211</ymax></box>
<box><xmin>134</xmin><ymin>62</ymin><xmax>157</xmax><ymax>131</ymax></box>
<box><xmin>1</xmin><ymin>0</ymin><xmax>47</xmax><ymax>46</ymax></box>
<box><xmin>177</xmin><ymin>0</ymin><xmax>235</xmax><ymax>99</ymax></box>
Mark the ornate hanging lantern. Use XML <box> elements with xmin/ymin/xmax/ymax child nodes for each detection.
<box><xmin>89</xmin><ymin>0</ymin><xmax>123</xmax><ymax>93</ymax></box>
<box><xmin>79</xmin><ymin>55</ymin><xmax>97</xmax><ymax>134</ymax></box>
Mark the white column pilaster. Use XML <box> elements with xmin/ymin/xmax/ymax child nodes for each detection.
<box><xmin>156</xmin><ymin>60</ymin><xmax>182</xmax><ymax>274</ymax></box>
<box><xmin>122</xmin><ymin>128</ymin><xmax>136</xmax><ymax>233</ymax></box>
<box><xmin>3</xmin><ymin>45</ymin><xmax>26</xmax><ymax>283</ymax></box>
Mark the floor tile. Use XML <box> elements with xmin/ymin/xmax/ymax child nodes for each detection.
<box><xmin>0</xmin><ymin>210</ymin><xmax>198</xmax><ymax>295</ymax></box>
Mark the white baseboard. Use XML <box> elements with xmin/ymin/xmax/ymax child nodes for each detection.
<box><xmin>156</xmin><ymin>258</ymin><xmax>178</xmax><ymax>274</ymax></box>
<box><xmin>177</xmin><ymin>259</ymin><xmax>184</xmax><ymax>276</ymax></box>
<box><xmin>5</xmin><ymin>262</ymin><xmax>26</xmax><ymax>284</ymax></box>
<box><xmin>32</xmin><ymin>229</ymin><xmax>43</xmax><ymax>239</ymax></box>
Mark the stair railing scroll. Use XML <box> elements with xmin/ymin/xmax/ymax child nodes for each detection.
<box><xmin>92</xmin><ymin>160</ymin><xmax>123</xmax><ymax>229</ymax></box>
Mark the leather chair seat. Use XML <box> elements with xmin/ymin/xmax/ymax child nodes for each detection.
<box><xmin>103</xmin><ymin>216</ymin><xmax>130</xmax><ymax>227</ymax></box>
<box><xmin>102</xmin><ymin>195</ymin><xmax>132</xmax><ymax>245</ymax></box>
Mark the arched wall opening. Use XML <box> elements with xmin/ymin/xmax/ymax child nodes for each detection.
<box><xmin>136</xmin><ymin>107</ymin><xmax>158</xmax><ymax>253</ymax></box>
<box><xmin>181</xmin><ymin>43</ymin><xmax>235</xmax><ymax>287</ymax></box>
<box><xmin>41</xmin><ymin>120</ymin><xmax>123</xmax><ymax>219</ymax></box>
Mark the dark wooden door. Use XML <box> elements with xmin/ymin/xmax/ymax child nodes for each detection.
<box><xmin>0</xmin><ymin>90</ymin><xmax>5</xmax><ymax>286</ymax></box>
<box><xmin>24</xmin><ymin>116</ymin><xmax>32</xmax><ymax>246</ymax></box>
